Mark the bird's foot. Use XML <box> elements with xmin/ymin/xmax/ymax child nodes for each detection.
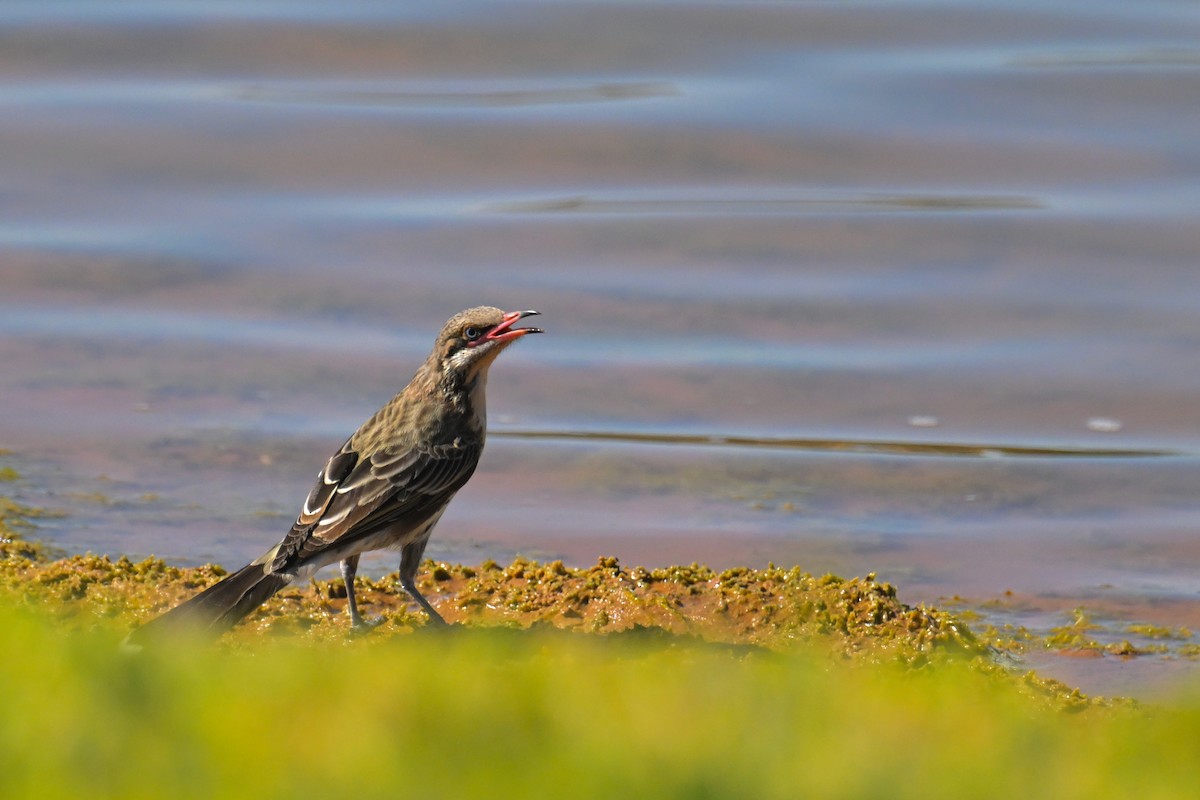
<box><xmin>416</xmin><ymin>612</ymin><xmax>453</xmax><ymax>632</ymax></box>
<box><xmin>348</xmin><ymin>612</ymin><xmax>386</xmax><ymax>632</ymax></box>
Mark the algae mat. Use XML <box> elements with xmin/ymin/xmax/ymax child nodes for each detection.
<box><xmin>13</xmin><ymin>493</ymin><xmax>1200</xmax><ymax>800</ymax></box>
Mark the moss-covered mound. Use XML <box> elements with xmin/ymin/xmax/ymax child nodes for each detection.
<box><xmin>4</xmin><ymin>491</ymin><xmax>1113</xmax><ymax>711</ymax></box>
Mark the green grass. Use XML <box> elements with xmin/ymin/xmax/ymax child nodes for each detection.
<box><xmin>2</xmin><ymin>607</ymin><xmax>1199</xmax><ymax>800</ymax></box>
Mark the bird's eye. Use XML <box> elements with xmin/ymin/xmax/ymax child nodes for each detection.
<box><xmin>464</xmin><ymin>326</ymin><xmax>481</xmax><ymax>341</ymax></box>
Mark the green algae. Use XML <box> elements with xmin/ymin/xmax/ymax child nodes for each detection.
<box><xmin>965</xmin><ymin>595</ymin><xmax>1199</xmax><ymax>664</ymax></box>
<box><xmin>1046</xmin><ymin>608</ymin><xmax>1105</xmax><ymax>649</ymax></box>
<box><xmin>0</xmin><ymin>496</ymin><xmax>1109</xmax><ymax>712</ymax></box>
<box><xmin>0</xmin><ymin>486</ymin><xmax>1153</xmax><ymax>713</ymax></box>
<box><xmin>1</xmin><ymin>498</ymin><xmax>66</xmax><ymax>561</ymax></box>
<box><xmin>1127</xmin><ymin>623</ymin><xmax>1192</xmax><ymax>640</ymax></box>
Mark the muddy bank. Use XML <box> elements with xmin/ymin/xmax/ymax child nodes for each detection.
<box><xmin>3</xmin><ymin>495</ymin><xmax>1123</xmax><ymax>712</ymax></box>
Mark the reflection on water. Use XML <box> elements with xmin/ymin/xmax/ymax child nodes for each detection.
<box><xmin>1012</xmin><ymin>47</ymin><xmax>1200</xmax><ymax>69</ymax></box>
<box><xmin>1</xmin><ymin>0</ymin><xmax>1199</xmax><ymax>697</ymax></box>
<box><xmin>487</xmin><ymin>192</ymin><xmax>1044</xmax><ymax>215</ymax></box>
<box><xmin>494</xmin><ymin>428</ymin><xmax>1181</xmax><ymax>459</ymax></box>
<box><xmin>230</xmin><ymin>80</ymin><xmax>680</xmax><ymax>108</ymax></box>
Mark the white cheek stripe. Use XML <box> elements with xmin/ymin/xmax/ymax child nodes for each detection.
<box><xmin>446</xmin><ymin>348</ymin><xmax>474</xmax><ymax>374</ymax></box>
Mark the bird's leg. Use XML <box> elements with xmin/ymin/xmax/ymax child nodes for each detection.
<box><xmin>399</xmin><ymin>539</ymin><xmax>447</xmax><ymax>626</ymax></box>
<box><xmin>340</xmin><ymin>554</ymin><xmax>371</xmax><ymax>629</ymax></box>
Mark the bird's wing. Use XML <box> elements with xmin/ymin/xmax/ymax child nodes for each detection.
<box><xmin>267</xmin><ymin>437</ymin><xmax>481</xmax><ymax>573</ymax></box>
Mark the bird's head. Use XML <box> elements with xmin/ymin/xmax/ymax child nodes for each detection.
<box><xmin>436</xmin><ymin>306</ymin><xmax>543</xmax><ymax>384</ymax></box>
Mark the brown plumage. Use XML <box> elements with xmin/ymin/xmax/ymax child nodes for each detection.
<box><xmin>127</xmin><ymin>307</ymin><xmax>542</xmax><ymax>644</ymax></box>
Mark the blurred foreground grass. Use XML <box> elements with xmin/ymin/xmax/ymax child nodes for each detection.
<box><xmin>5</xmin><ymin>495</ymin><xmax>1200</xmax><ymax>798</ymax></box>
<box><xmin>3</xmin><ymin>608</ymin><xmax>1200</xmax><ymax>800</ymax></box>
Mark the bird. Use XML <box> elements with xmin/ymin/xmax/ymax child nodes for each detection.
<box><xmin>127</xmin><ymin>306</ymin><xmax>542</xmax><ymax>644</ymax></box>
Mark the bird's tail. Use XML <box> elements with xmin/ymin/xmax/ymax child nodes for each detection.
<box><xmin>124</xmin><ymin>562</ymin><xmax>292</xmax><ymax>648</ymax></box>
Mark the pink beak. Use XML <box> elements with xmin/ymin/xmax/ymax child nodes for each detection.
<box><xmin>485</xmin><ymin>310</ymin><xmax>543</xmax><ymax>344</ymax></box>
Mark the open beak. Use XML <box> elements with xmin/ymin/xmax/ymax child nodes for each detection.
<box><xmin>486</xmin><ymin>309</ymin><xmax>543</xmax><ymax>344</ymax></box>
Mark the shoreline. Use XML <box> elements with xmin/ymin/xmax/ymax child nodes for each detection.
<box><xmin>1</xmin><ymin>492</ymin><xmax>1124</xmax><ymax>711</ymax></box>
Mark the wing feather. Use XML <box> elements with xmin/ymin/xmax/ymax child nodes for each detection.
<box><xmin>297</xmin><ymin>444</ymin><xmax>358</xmax><ymax>524</ymax></box>
<box><xmin>270</xmin><ymin>438</ymin><xmax>481</xmax><ymax>574</ymax></box>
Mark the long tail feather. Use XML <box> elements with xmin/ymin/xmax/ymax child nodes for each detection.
<box><xmin>125</xmin><ymin>563</ymin><xmax>292</xmax><ymax>647</ymax></box>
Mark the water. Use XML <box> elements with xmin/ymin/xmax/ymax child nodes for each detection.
<box><xmin>2</xmin><ymin>0</ymin><xmax>1199</xmax><ymax>698</ymax></box>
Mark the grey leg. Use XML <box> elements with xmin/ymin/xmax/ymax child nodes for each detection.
<box><xmin>340</xmin><ymin>555</ymin><xmax>369</xmax><ymax>629</ymax></box>
<box><xmin>399</xmin><ymin>538</ymin><xmax>447</xmax><ymax>626</ymax></box>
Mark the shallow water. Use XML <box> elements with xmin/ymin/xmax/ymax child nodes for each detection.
<box><xmin>2</xmin><ymin>0</ymin><xmax>1199</xmax><ymax>697</ymax></box>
